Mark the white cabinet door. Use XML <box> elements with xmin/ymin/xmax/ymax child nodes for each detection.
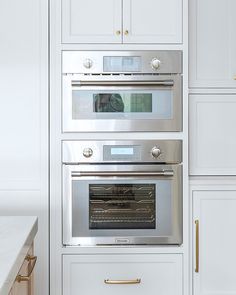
<box><xmin>123</xmin><ymin>0</ymin><xmax>182</xmax><ymax>43</ymax></box>
<box><xmin>193</xmin><ymin>190</ymin><xmax>236</xmax><ymax>295</ymax></box>
<box><xmin>63</xmin><ymin>254</ymin><xmax>182</xmax><ymax>295</ymax></box>
<box><xmin>189</xmin><ymin>94</ymin><xmax>236</xmax><ymax>175</ymax></box>
<box><xmin>62</xmin><ymin>0</ymin><xmax>122</xmax><ymax>43</ymax></box>
<box><xmin>189</xmin><ymin>0</ymin><xmax>236</xmax><ymax>88</ymax></box>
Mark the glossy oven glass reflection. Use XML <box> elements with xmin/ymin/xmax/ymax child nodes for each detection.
<box><xmin>93</xmin><ymin>93</ymin><xmax>152</xmax><ymax>113</ymax></box>
<box><xmin>72</xmin><ymin>90</ymin><xmax>172</xmax><ymax>119</ymax></box>
<box><xmin>89</xmin><ymin>184</ymin><xmax>156</xmax><ymax>230</ymax></box>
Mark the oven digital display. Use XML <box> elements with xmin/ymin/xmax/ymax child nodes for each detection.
<box><xmin>103</xmin><ymin>145</ymin><xmax>141</xmax><ymax>161</ymax></box>
<box><xmin>103</xmin><ymin>56</ymin><xmax>141</xmax><ymax>72</ymax></box>
<box><xmin>111</xmin><ymin>147</ymin><xmax>134</xmax><ymax>155</ymax></box>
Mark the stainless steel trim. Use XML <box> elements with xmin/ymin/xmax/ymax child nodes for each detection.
<box><xmin>62</xmin><ymin>74</ymin><xmax>182</xmax><ymax>132</ymax></box>
<box><xmin>62</xmin><ymin>50</ymin><xmax>182</xmax><ymax>133</ymax></box>
<box><xmin>71</xmin><ymin>80</ymin><xmax>174</xmax><ymax>87</ymax></box>
<box><xmin>62</xmin><ymin>50</ymin><xmax>182</xmax><ymax>74</ymax></box>
<box><xmin>63</xmin><ymin>140</ymin><xmax>182</xmax><ymax>164</ymax></box>
<box><xmin>62</xmin><ymin>163</ymin><xmax>183</xmax><ymax>246</ymax></box>
<box><xmin>71</xmin><ymin>170</ymin><xmax>174</xmax><ymax>177</ymax></box>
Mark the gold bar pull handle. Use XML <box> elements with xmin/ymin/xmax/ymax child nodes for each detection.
<box><xmin>104</xmin><ymin>279</ymin><xmax>141</xmax><ymax>285</ymax></box>
<box><xmin>195</xmin><ymin>220</ymin><xmax>199</xmax><ymax>273</ymax></box>
<box><xmin>16</xmin><ymin>255</ymin><xmax>37</xmax><ymax>283</ymax></box>
<box><xmin>234</xmin><ymin>76</ymin><xmax>236</xmax><ymax>80</ymax></box>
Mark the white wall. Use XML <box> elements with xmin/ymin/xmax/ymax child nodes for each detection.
<box><xmin>0</xmin><ymin>0</ymin><xmax>49</xmax><ymax>294</ymax></box>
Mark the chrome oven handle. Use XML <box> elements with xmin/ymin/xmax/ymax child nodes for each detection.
<box><xmin>71</xmin><ymin>170</ymin><xmax>174</xmax><ymax>177</ymax></box>
<box><xmin>71</xmin><ymin>80</ymin><xmax>174</xmax><ymax>87</ymax></box>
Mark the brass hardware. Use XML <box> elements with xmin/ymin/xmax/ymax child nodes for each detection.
<box><xmin>195</xmin><ymin>220</ymin><xmax>199</xmax><ymax>273</ymax></box>
<box><xmin>26</xmin><ymin>255</ymin><xmax>36</xmax><ymax>261</ymax></box>
<box><xmin>16</xmin><ymin>255</ymin><xmax>37</xmax><ymax>283</ymax></box>
<box><xmin>116</xmin><ymin>30</ymin><xmax>121</xmax><ymax>36</ymax></box>
<box><xmin>124</xmin><ymin>30</ymin><xmax>129</xmax><ymax>35</ymax></box>
<box><xmin>104</xmin><ymin>279</ymin><xmax>141</xmax><ymax>285</ymax></box>
<box><xmin>234</xmin><ymin>76</ymin><xmax>236</xmax><ymax>80</ymax></box>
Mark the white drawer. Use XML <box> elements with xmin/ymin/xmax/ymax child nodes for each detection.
<box><xmin>63</xmin><ymin>254</ymin><xmax>182</xmax><ymax>295</ymax></box>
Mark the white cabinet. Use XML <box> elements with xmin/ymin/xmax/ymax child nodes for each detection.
<box><xmin>0</xmin><ymin>0</ymin><xmax>48</xmax><ymax>294</ymax></box>
<box><xmin>193</xmin><ymin>189</ymin><xmax>236</xmax><ymax>295</ymax></box>
<box><xmin>62</xmin><ymin>0</ymin><xmax>122</xmax><ymax>44</ymax></box>
<box><xmin>189</xmin><ymin>94</ymin><xmax>236</xmax><ymax>175</ymax></box>
<box><xmin>62</xmin><ymin>0</ymin><xmax>182</xmax><ymax>44</ymax></box>
<box><xmin>63</xmin><ymin>254</ymin><xmax>183</xmax><ymax>295</ymax></box>
<box><xmin>189</xmin><ymin>0</ymin><xmax>236</xmax><ymax>88</ymax></box>
<box><xmin>123</xmin><ymin>0</ymin><xmax>182</xmax><ymax>44</ymax></box>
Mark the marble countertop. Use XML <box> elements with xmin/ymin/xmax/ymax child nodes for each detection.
<box><xmin>0</xmin><ymin>216</ymin><xmax>38</xmax><ymax>295</ymax></box>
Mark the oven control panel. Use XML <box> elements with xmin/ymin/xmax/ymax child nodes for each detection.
<box><xmin>63</xmin><ymin>140</ymin><xmax>182</xmax><ymax>164</ymax></box>
<box><xmin>62</xmin><ymin>51</ymin><xmax>182</xmax><ymax>74</ymax></box>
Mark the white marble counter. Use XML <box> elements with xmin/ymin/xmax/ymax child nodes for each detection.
<box><xmin>0</xmin><ymin>216</ymin><xmax>38</xmax><ymax>295</ymax></box>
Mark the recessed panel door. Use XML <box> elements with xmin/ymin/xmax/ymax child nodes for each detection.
<box><xmin>62</xmin><ymin>0</ymin><xmax>122</xmax><ymax>43</ymax></box>
<box><xmin>123</xmin><ymin>0</ymin><xmax>182</xmax><ymax>43</ymax></box>
<box><xmin>189</xmin><ymin>0</ymin><xmax>236</xmax><ymax>87</ymax></box>
<box><xmin>193</xmin><ymin>190</ymin><xmax>236</xmax><ymax>295</ymax></box>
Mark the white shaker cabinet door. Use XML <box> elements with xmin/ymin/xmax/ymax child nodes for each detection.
<box><xmin>63</xmin><ymin>254</ymin><xmax>182</xmax><ymax>295</ymax></box>
<box><xmin>189</xmin><ymin>0</ymin><xmax>236</xmax><ymax>88</ymax></box>
<box><xmin>189</xmin><ymin>95</ymin><xmax>236</xmax><ymax>175</ymax></box>
<box><xmin>62</xmin><ymin>0</ymin><xmax>122</xmax><ymax>43</ymax></box>
<box><xmin>193</xmin><ymin>190</ymin><xmax>236</xmax><ymax>295</ymax></box>
<box><xmin>123</xmin><ymin>0</ymin><xmax>182</xmax><ymax>44</ymax></box>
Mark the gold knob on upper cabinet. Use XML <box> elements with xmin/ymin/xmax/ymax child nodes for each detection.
<box><xmin>116</xmin><ymin>30</ymin><xmax>121</xmax><ymax>36</ymax></box>
<box><xmin>124</xmin><ymin>30</ymin><xmax>129</xmax><ymax>35</ymax></box>
<box><xmin>234</xmin><ymin>76</ymin><xmax>236</xmax><ymax>80</ymax></box>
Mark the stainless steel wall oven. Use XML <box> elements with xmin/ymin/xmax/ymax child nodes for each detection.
<box><xmin>62</xmin><ymin>140</ymin><xmax>182</xmax><ymax>246</ymax></box>
<box><xmin>62</xmin><ymin>51</ymin><xmax>182</xmax><ymax>132</ymax></box>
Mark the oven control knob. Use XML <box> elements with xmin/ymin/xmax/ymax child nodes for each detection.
<box><xmin>83</xmin><ymin>148</ymin><xmax>93</xmax><ymax>158</ymax></box>
<box><xmin>151</xmin><ymin>58</ymin><xmax>161</xmax><ymax>70</ymax></box>
<box><xmin>83</xmin><ymin>58</ymin><xmax>93</xmax><ymax>69</ymax></box>
<box><xmin>151</xmin><ymin>147</ymin><xmax>162</xmax><ymax>159</ymax></box>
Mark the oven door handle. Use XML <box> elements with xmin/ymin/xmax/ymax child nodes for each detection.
<box><xmin>71</xmin><ymin>80</ymin><xmax>174</xmax><ymax>87</ymax></box>
<box><xmin>71</xmin><ymin>170</ymin><xmax>174</xmax><ymax>177</ymax></box>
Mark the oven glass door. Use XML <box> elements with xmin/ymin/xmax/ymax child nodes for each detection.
<box><xmin>89</xmin><ymin>183</ymin><xmax>156</xmax><ymax>230</ymax></box>
<box><xmin>63</xmin><ymin>165</ymin><xmax>182</xmax><ymax>246</ymax></box>
<box><xmin>62</xmin><ymin>75</ymin><xmax>182</xmax><ymax>132</ymax></box>
<box><xmin>72</xmin><ymin>89</ymin><xmax>171</xmax><ymax>119</ymax></box>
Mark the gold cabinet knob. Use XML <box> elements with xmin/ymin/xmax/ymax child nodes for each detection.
<box><xmin>234</xmin><ymin>76</ymin><xmax>236</xmax><ymax>80</ymax></box>
<box><xmin>124</xmin><ymin>30</ymin><xmax>129</xmax><ymax>35</ymax></box>
<box><xmin>116</xmin><ymin>30</ymin><xmax>121</xmax><ymax>36</ymax></box>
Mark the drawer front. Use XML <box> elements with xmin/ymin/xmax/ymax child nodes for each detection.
<box><xmin>63</xmin><ymin>254</ymin><xmax>182</xmax><ymax>295</ymax></box>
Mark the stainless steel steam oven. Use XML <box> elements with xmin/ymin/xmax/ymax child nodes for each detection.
<box><xmin>62</xmin><ymin>51</ymin><xmax>182</xmax><ymax>132</ymax></box>
<box><xmin>62</xmin><ymin>140</ymin><xmax>182</xmax><ymax>246</ymax></box>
